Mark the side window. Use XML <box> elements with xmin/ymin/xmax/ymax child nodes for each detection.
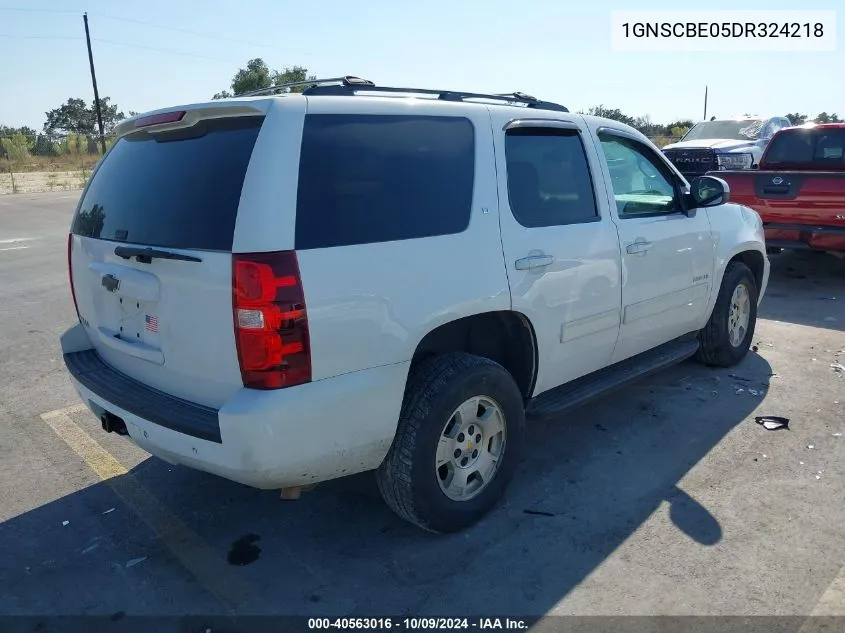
<box><xmin>598</xmin><ymin>133</ymin><xmax>680</xmax><ymax>218</ymax></box>
<box><xmin>295</xmin><ymin>114</ymin><xmax>475</xmax><ymax>250</ymax></box>
<box><xmin>504</xmin><ymin>128</ymin><xmax>599</xmax><ymax>228</ymax></box>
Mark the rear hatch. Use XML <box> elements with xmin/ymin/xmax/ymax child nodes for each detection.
<box><xmin>69</xmin><ymin>107</ymin><xmax>265</xmax><ymax>408</ymax></box>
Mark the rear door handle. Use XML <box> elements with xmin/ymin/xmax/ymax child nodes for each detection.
<box><xmin>515</xmin><ymin>254</ymin><xmax>555</xmax><ymax>270</ymax></box>
<box><xmin>626</xmin><ymin>241</ymin><xmax>653</xmax><ymax>255</ymax></box>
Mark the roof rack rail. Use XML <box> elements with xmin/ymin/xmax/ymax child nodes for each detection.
<box><xmin>235</xmin><ymin>76</ymin><xmax>374</xmax><ymax>98</ymax></box>
<box><xmin>302</xmin><ymin>82</ymin><xmax>569</xmax><ymax>112</ymax></box>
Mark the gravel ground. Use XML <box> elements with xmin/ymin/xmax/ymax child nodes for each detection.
<box><xmin>0</xmin><ymin>171</ymin><xmax>86</xmax><ymax>195</ymax></box>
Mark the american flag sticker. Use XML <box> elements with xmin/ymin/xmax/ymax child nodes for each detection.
<box><xmin>144</xmin><ymin>314</ymin><xmax>159</xmax><ymax>333</ymax></box>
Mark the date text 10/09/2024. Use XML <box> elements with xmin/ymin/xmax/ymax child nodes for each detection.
<box><xmin>308</xmin><ymin>618</ymin><xmax>529</xmax><ymax>630</ymax></box>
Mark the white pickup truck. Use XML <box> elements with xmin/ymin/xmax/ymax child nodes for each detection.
<box><xmin>61</xmin><ymin>77</ymin><xmax>769</xmax><ymax>533</ymax></box>
<box><xmin>663</xmin><ymin>116</ymin><xmax>792</xmax><ymax>180</ymax></box>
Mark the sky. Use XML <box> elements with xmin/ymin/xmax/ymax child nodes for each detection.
<box><xmin>1</xmin><ymin>0</ymin><xmax>842</xmax><ymax>131</ymax></box>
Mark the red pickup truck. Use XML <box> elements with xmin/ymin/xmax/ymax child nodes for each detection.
<box><xmin>713</xmin><ymin>123</ymin><xmax>845</xmax><ymax>253</ymax></box>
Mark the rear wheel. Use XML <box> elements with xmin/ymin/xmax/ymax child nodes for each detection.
<box><xmin>695</xmin><ymin>261</ymin><xmax>758</xmax><ymax>367</ymax></box>
<box><xmin>376</xmin><ymin>353</ymin><xmax>525</xmax><ymax>533</ymax></box>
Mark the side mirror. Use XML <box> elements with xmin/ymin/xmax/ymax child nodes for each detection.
<box><xmin>690</xmin><ymin>175</ymin><xmax>730</xmax><ymax>207</ymax></box>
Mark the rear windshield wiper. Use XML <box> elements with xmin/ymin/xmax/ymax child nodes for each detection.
<box><xmin>114</xmin><ymin>245</ymin><xmax>202</xmax><ymax>264</ymax></box>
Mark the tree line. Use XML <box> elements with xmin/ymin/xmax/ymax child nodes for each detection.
<box><xmin>2</xmin><ymin>57</ymin><xmax>841</xmax><ymax>162</ymax></box>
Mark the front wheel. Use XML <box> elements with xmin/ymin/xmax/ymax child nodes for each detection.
<box><xmin>376</xmin><ymin>353</ymin><xmax>525</xmax><ymax>533</ymax></box>
<box><xmin>695</xmin><ymin>261</ymin><xmax>758</xmax><ymax>367</ymax></box>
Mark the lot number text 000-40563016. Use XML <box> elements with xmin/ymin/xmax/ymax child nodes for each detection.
<box><xmin>307</xmin><ymin>618</ymin><xmax>529</xmax><ymax>630</ymax></box>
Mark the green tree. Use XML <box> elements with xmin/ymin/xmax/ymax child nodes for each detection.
<box><xmin>0</xmin><ymin>125</ymin><xmax>36</xmax><ymax>150</ymax></box>
<box><xmin>633</xmin><ymin>114</ymin><xmax>661</xmax><ymax>136</ymax></box>
<box><xmin>665</xmin><ymin>119</ymin><xmax>694</xmax><ymax>132</ymax></box>
<box><xmin>670</xmin><ymin>125</ymin><xmax>691</xmax><ymax>138</ymax></box>
<box><xmin>0</xmin><ymin>132</ymin><xmax>31</xmax><ymax>162</ymax></box>
<box><xmin>33</xmin><ymin>134</ymin><xmax>56</xmax><ymax>156</ymax></box>
<box><xmin>44</xmin><ymin>97</ymin><xmax>125</xmax><ymax>144</ymax></box>
<box><xmin>273</xmin><ymin>65</ymin><xmax>316</xmax><ymax>92</ymax></box>
<box><xmin>585</xmin><ymin>105</ymin><xmax>636</xmax><ymax>127</ymax></box>
<box><xmin>56</xmin><ymin>133</ymin><xmax>87</xmax><ymax>157</ymax></box>
<box><xmin>814</xmin><ymin>112</ymin><xmax>843</xmax><ymax>123</ymax></box>
<box><xmin>785</xmin><ymin>113</ymin><xmax>807</xmax><ymax>126</ymax></box>
<box><xmin>214</xmin><ymin>58</ymin><xmax>316</xmax><ymax>98</ymax></box>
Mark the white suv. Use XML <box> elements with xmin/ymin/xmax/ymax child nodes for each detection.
<box><xmin>62</xmin><ymin>77</ymin><xmax>769</xmax><ymax>533</ymax></box>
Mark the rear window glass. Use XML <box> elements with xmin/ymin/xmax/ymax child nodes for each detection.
<box><xmin>72</xmin><ymin>116</ymin><xmax>263</xmax><ymax>251</ymax></box>
<box><xmin>295</xmin><ymin>114</ymin><xmax>475</xmax><ymax>250</ymax></box>
<box><xmin>765</xmin><ymin>128</ymin><xmax>845</xmax><ymax>166</ymax></box>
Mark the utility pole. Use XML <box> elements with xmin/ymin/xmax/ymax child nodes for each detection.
<box><xmin>83</xmin><ymin>12</ymin><xmax>107</xmax><ymax>155</ymax></box>
<box><xmin>703</xmin><ymin>85</ymin><xmax>708</xmax><ymax>121</ymax></box>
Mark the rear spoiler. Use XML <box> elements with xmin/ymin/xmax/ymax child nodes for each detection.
<box><xmin>113</xmin><ymin>102</ymin><xmax>267</xmax><ymax>140</ymax></box>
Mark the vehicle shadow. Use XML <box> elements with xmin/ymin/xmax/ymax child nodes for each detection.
<box><xmin>760</xmin><ymin>250</ymin><xmax>845</xmax><ymax>332</ymax></box>
<box><xmin>0</xmin><ymin>354</ymin><xmax>772</xmax><ymax>621</ymax></box>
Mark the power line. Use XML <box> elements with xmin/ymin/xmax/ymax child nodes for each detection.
<box><xmin>0</xmin><ymin>6</ymin><xmax>80</xmax><ymax>14</ymax></box>
<box><xmin>92</xmin><ymin>12</ymin><xmax>313</xmax><ymax>56</ymax></box>
<box><xmin>0</xmin><ymin>6</ymin><xmax>313</xmax><ymax>57</ymax></box>
<box><xmin>0</xmin><ymin>32</ymin><xmax>241</xmax><ymax>63</ymax></box>
<box><xmin>93</xmin><ymin>38</ymin><xmax>243</xmax><ymax>64</ymax></box>
<box><xmin>0</xmin><ymin>33</ymin><xmax>83</xmax><ymax>40</ymax></box>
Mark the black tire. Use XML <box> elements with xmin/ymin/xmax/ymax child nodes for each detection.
<box><xmin>695</xmin><ymin>261</ymin><xmax>758</xmax><ymax>367</ymax></box>
<box><xmin>376</xmin><ymin>352</ymin><xmax>525</xmax><ymax>533</ymax></box>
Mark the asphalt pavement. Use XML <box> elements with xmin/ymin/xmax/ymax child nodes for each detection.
<box><xmin>1</xmin><ymin>191</ymin><xmax>844</xmax><ymax>623</ymax></box>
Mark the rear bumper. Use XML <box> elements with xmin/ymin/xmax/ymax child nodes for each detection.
<box><xmin>61</xmin><ymin>323</ymin><xmax>408</xmax><ymax>489</ymax></box>
<box><xmin>764</xmin><ymin>223</ymin><xmax>845</xmax><ymax>251</ymax></box>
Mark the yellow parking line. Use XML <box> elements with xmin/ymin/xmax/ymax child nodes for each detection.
<box><xmin>808</xmin><ymin>568</ymin><xmax>845</xmax><ymax>616</ymax></box>
<box><xmin>40</xmin><ymin>408</ymin><xmax>255</xmax><ymax>611</ymax></box>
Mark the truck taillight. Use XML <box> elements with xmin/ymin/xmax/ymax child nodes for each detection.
<box><xmin>68</xmin><ymin>233</ymin><xmax>80</xmax><ymax>319</ymax></box>
<box><xmin>232</xmin><ymin>251</ymin><xmax>311</xmax><ymax>390</ymax></box>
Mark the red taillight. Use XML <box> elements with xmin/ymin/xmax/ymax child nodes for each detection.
<box><xmin>232</xmin><ymin>251</ymin><xmax>311</xmax><ymax>390</ymax></box>
<box><xmin>134</xmin><ymin>110</ymin><xmax>186</xmax><ymax>128</ymax></box>
<box><xmin>68</xmin><ymin>233</ymin><xmax>80</xmax><ymax>319</ymax></box>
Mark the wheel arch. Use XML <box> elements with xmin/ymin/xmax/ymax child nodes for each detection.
<box><xmin>410</xmin><ymin>310</ymin><xmax>538</xmax><ymax>399</ymax></box>
<box><xmin>704</xmin><ymin>242</ymin><xmax>767</xmax><ymax>323</ymax></box>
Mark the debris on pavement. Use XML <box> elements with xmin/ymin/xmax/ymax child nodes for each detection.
<box><xmin>752</xmin><ymin>345</ymin><xmax>759</xmax><ymax>352</ymax></box>
<box><xmin>833</xmin><ymin>433</ymin><xmax>843</xmax><ymax>437</ymax></box>
<box><xmin>808</xmin><ymin>444</ymin><xmax>815</xmax><ymax>449</ymax></box>
<box><xmin>524</xmin><ymin>509</ymin><xmax>556</xmax><ymax>517</ymax></box>
<box><xmin>61</xmin><ymin>521</ymin><xmax>69</xmax><ymax>527</ymax></box>
<box><xmin>831</xmin><ymin>362</ymin><xmax>845</xmax><ymax>373</ymax></box>
<box><xmin>816</xmin><ymin>475</ymin><xmax>821</xmax><ymax>480</ymax></box>
<box><xmin>102</xmin><ymin>508</ymin><xmax>115</xmax><ymax>515</ymax></box>
<box><xmin>729</xmin><ymin>374</ymin><xmax>752</xmax><ymax>382</ymax></box>
<box><xmin>82</xmin><ymin>543</ymin><xmax>99</xmax><ymax>554</ymax></box>
<box><xmin>755</xmin><ymin>416</ymin><xmax>790</xmax><ymax>431</ymax></box>
<box><xmin>748</xmin><ymin>389</ymin><xmax>761</xmax><ymax>396</ymax></box>
<box><xmin>735</xmin><ymin>388</ymin><xmax>745</xmax><ymax>395</ymax></box>
<box><xmin>125</xmin><ymin>557</ymin><xmax>147</xmax><ymax>568</ymax></box>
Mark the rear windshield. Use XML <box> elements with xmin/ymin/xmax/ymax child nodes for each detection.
<box><xmin>295</xmin><ymin>114</ymin><xmax>475</xmax><ymax>249</ymax></box>
<box><xmin>72</xmin><ymin>116</ymin><xmax>263</xmax><ymax>251</ymax></box>
<box><xmin>764</xmin><ymin>128</ymin><xmax>845</xmax><ymax>166</ymax></box>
